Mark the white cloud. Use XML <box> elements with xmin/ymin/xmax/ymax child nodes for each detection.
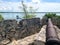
<box><xmin>0</xmin><ymin>1</ymin><xmax>22</xmax><ymax>12</ymax></box>
<box><xmin>0</xmin><ymin>0</ymin><xmax>60</xmax><ymax>12</ymax></box>
<box><xmin>32</xmin><ymin>0</ymin><xmax>40</xmax><ymax>3</ymax></box>
<box><xmin>25</xmin><ymin>1</ymin><xmax>60</xmax><ymax>12</ymax></box>
<box><xmin>37</xmin><ymin>3</ymin><xmax>60</xmax><ymax>12</ymax></box>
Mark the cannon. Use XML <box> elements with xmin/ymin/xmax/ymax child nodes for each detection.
<box><xmin>46</xmin><ymin>18</ymin><xmax>60</xmax><ymax>45</ymax></box>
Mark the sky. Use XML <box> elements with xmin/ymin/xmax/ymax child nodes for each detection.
<box><xmin>0</xmin><ymin>0</ymin><xmax>60</xmax><ymax>19</ymax></box>
<box><xmin>0</xmin><ymin>0</ymin><xmax>60</xmax><ymax>12</ymax></box>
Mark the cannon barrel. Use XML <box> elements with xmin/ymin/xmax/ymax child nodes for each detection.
<box><xmin>46</xmin><ymin>18</ymin><xmax>60</xmax><ymax>45</ymax></box>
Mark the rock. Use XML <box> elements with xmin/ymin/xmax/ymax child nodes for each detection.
<box><xmin>0</xmin><ymin>39</ymin><xmax>10</xmax><ymax>45</ymax></box>
<box><xmin>54</xmin><ymin>26</ymin><xmax>60</xmax><ymax>39</ymax></box>
<box><xmin>34</xmin><ymin>25</ymin><xmax>46</xmax><ymax>45</ymax></box>
<box><xmin>18</xmin><ymin>18</ymin><xmax>41</xmax><ymax>38</ymax></box>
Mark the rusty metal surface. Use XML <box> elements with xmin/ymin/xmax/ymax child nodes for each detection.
<box><xmin>46</xmin><ymin>18</ymin><xmax>60</xmax><ymax>45</ymax></box>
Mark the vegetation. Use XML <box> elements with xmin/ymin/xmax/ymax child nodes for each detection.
<box><xmin>42</xmin><ymin>13</ymin><xmax>60</xmax><ymax>28</ymax></box>
<box><xmin>0</xmin><ymin>14</ymin><xmax>4</xmax><ymax>21</ymax></box>
<box><xmin>23</xmin><ymin>14</ymin><xmax>36</xmax><ymax>19</ymax></box>
<box><xmin>21</xmin><ymin>1</ymin><xmax>36</xmax><ymax>19</ymax></box>
<box><xmin>44</xmin><ymin>13</ymin><xmax>56</xmax><ymax>18</ymax></box>
<box><xmin>44</xmin><ymin>13</ymin><xmax>60</xmax><ymax>19</ymax></box>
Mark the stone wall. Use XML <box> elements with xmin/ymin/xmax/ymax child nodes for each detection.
<box><xmin>18</xmin><ymin>18</ymin><xmax>41</xmax><ymax>38</ymax></box>
<box><xmin>0</xmin><ymin>18</ymin><xmax>41</xmax><ymax>42</ymax></box>
<box><xmin>0</xmin><ymin>20</ymin><xmax>17</xmax><ymax>41</ymax></box>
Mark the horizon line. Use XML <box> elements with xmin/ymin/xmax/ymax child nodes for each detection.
<box><xmin>0</xmin><ymin>12</ymin><xmax>60</xmax><ymax>13</ymax></box>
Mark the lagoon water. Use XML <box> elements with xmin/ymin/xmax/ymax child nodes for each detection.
<box><xmin>0</xmin><ymin>12</ymin><xmax>60</xmax><ymax>20</ymax></box>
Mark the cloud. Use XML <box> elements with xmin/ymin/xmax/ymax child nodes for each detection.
<box><xmin>37</xmin><ymin>3</ymin><xmax>60</xmax><ymax>12</ymax></box>
<box><xmin>32</xmin><ymin>0</ymin><xmax>40</xmax><ymax>3</ymax></box>
<box><xmin>25</xmin><ymin>0</ymin><xmax>60</xmax><ymax>12</ymax></box>
<box><xmin>0</xmin><ymin>1</ymin><xmax>22</xmax><ymax>12</ymax></box>
<box><xmin>41</xmin><ymin>0</ymin><xmax>60</xmax><ymax>3</ymax></box>
<box><xmin>0</xmin><ymin>0</ymin><xmax>60</xmax><ymax>12</ymax></box>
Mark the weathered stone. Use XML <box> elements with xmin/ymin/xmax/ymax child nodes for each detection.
<box><xmin>18</xmin><ymin>18</ymin><xmax>41</xmax><ymax>38</ymax></box>
<box><xmin>0</xmin><ymin>18</ymin><xmax>41</xmax><ymax>44</ymax></box>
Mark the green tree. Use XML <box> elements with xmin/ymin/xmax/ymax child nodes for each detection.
<box><xmin>45</xmin><ymin>13</ymin><xmax>56</xmax><ymax>18</ymax></box>
<box><xmin>0</xmin><ymin>14</ymin><xmax>4</xmax><ymax>21</ymax></box>
<box><xmin>21</xmin><ymin>1</ymin><xmax>36</xmax><ymax>19</ymax></box>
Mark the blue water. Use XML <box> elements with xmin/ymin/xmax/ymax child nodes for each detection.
<box><xmin>0</xmin><ymin>12</ymin><xmax>60</xmax><ymax>20</ymax></box>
